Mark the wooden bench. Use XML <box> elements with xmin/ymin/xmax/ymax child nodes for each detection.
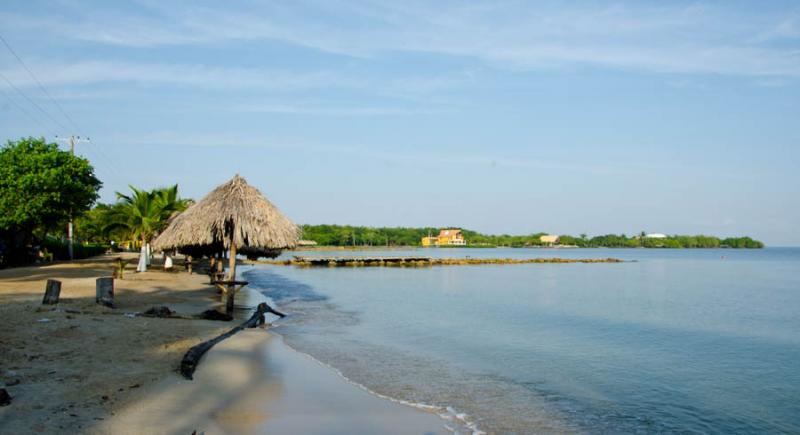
<box><xmin>209</xmin><ymin>271</ymin><xmax>226</xmax><ymax>286</ymax></box>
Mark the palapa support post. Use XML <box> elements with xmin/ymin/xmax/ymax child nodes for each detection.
<box><xmin>95</xmin><ymin>277</ymin><xmax>115</xmax><ymax>308</ymax></box>
<box><xmin>226</xmin><ymin>242</ymin><xmax>238</xmax><ymax>314</ymax></box>
<box><xmin>42</xmin><ymin>279</ymin><xmax>61</xmax><ymax>305</ymax></box>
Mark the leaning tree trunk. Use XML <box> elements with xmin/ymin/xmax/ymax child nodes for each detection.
<box><xmin>180</xmin><ymin>302</ymin><xmax>285</xmax><ymax>379</ymax></box>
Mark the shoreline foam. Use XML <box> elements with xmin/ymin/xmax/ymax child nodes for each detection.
<box><xmin>271</xmin><ymin>331</ymin><xmax>484</xmax><ymax>435</ymax></box>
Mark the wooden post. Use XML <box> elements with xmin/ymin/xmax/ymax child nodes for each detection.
<box><xmin>96</xmin><ymin>277</ymin><xmax>115</xmax><ymax>308</ymax></box>
<box><xmin>226</xmin><ymin>242</ymin><xmax>237</xmax><ymax>314</ymax></box>
<box><xmin>42</xmin><ymin>279</ymin><xmax>61</xmax><ymax>305</ymax></box>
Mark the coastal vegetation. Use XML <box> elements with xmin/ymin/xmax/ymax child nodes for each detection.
<box><xmin>0</xmin><ymin>136</ymin><xmax>194</xmax><ymax>267</ymax></box>
<box><xmin>267</xmin><ymin>256</ymin><xmax>625</xmax><ymax>267</ymax></box>
<box><xmin>299</xmin><ymin>225</ymin><xmax>764</xmax><ymax>249</ymax></box>
<box><xmin>0</xmin><ymin>137</ymin><xmax>101</xmax><ymax>266</ymax></box>
<box><xmin>0</xmin><ymin>134</ymin><xmax>764</xmax><ymax>269</ymax></box>
<box><xmin>102</xmin><ymin>185</ymin><xmax>192</xmax><ymax>249</ymax></box>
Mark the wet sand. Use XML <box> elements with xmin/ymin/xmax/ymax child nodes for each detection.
<box><xmin>0</xmin><ymin>254</ymin><xmax>449</xmax><ymax>434</ymax></box>
<box><xmin>98</xmin><ymin>330</ymin><xmax>448</xmax><ymax>435</ymax></box>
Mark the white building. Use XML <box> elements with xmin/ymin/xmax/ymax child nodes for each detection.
<box><xmin>644</xmin><ymin>233</ymin><xmax>668</xmax><ymax>239</ymax></box>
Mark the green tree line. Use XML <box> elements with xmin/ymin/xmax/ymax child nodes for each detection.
<box><xmin>299</xmin><ymin>225</ymin><xmax>764</xmax><ymax>249</ymax></box>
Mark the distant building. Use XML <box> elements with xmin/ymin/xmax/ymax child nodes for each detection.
<box><xmin>298</xmin><ymin>240</ymin><xmax>318</xmax><ymax>246</ymax></box>
<box><xmin>644</xmin><ymin>233</ymin><xmax>668</xmax><ymax>239</ymax></box>
<box><xmin>421</xmin><ymin>229</ymin><xmax>467</xmax><ymax>246</ymax></box>
<box><xmin>438</xmin><ymin>229</ymin><xmax>466</xmax><ymax>245</ymax></box>
<box><xmin>421</xmin><ymin>236</ymin><xmax>438</xmax><ymax>247</ymax></box>
<box><xmin>540</xmin><ymin>235</ymin><xmax>560</xmax><ymax>245</ymax></box>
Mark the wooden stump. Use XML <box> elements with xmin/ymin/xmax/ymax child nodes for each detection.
<box><xmin>42</xmin><ymin>279</ymin><xmax>62</xmax><ymax>305</ymax></box>
<box><xmin>96</xmin><ymin>277</ymin><xmax>115</xmax><ymax>308</ymax></box>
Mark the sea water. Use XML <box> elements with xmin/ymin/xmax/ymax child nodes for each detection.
<box><xmin>243</xmin><ymin>248</ymin><xmax>800</xmax><ymax>434</ymax></box>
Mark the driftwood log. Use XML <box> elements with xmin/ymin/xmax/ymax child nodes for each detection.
<box><xmin>42</xmin><ymin>279</ymin><xmax>62</xmax><ymax>305</ymax></box>
<box><xmin>96</xmin><ymin>277</ymin><xmax>115</xmax><ymax>308</ymax></box>
<box><xmin>0</xmin><ymin>388</ymin><xmax>11</xmax><ymax>406</ymax></box>
<box><xmin>180</xmin><ymin>302</ymin><xmax>286</xmax><ymax>380</ymax></box>
<box><xmin>198</xmin><ymin>309</ymin><xmax>233</xmax><ymax>321</ymax></box>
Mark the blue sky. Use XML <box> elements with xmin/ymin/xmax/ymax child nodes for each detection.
<box><xmin>1</xmin><ymin>1</ymin><xmax>798</xmax><ymax>244</ymax></box>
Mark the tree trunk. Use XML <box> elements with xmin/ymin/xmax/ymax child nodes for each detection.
<box><xmin>180</xmin><ymin>302</ymin><xmax>284</xmax><ymax>379</ymax></box>
<box><xmin>225</xmin><ymin>242</ymin><xmax>237</xmax><ymax>314</ymax></box>
<box><xmin>42</xmin><ymin>279</ymin><xmax>61</xmax><ymax>305</ymax></box>
<box><xmin>96</xmin><ymin>277</ymin><xmax>115</xmax><ymax>308</ymax></box>
<box><xmin>136</xmin><ymin>237</ymin><xmax>147</xmax><ymax>273</ymax></box>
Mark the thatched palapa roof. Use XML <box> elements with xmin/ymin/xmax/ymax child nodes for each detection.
<box><xmin>152</xmin><ymin>175</ymin><xmax>299</xmax><ymax>252</ymax></box>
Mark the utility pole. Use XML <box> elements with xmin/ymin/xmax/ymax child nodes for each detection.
<box><xmin>55</xmin><ymin>135</ymin><xmax>90</xmax><ymax>260</ymax></box>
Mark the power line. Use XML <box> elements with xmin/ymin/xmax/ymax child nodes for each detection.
<box><xmin>0</xmin><ymin>33</ymin><xmax>83</xmax><ymax>132</ymax></box>
<box><xmin>0</xmin><ymin>86</ymin><xmax>56</xmax><ymax>137</ymax></box>
<box><xmin>0</xmin><ymin>70</ymin><xmax>69</xmax><ymax>132</ymax></box>
<box><xmin>0</xmin><ymin>34</ymin><xmax>127</xmax><ymax>201</ymax></box>
<box><xmin>0</xmin><ymin>35</ymin><xmax>123</xmax><ymax>179</ymax></box>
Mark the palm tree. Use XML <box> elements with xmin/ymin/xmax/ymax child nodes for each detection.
<box><xmin>104</xmin><ymin>185</ymin><xmax>191</xmax><ymax>271</ymax></box>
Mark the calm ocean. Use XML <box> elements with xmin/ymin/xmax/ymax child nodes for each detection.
<box><xmin>243</xmin><ymin>248</ymin><xmax>800</xmax><ymax>434</ymax></box>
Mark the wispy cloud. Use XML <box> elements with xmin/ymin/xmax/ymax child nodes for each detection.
<box><xmin>4</xmin><ymin>1</ymin><xmax>799</xmax><ymax>77</ymax></box>
<box><xmin>0</xmin><ymin>58</ymin><xmax>473</xmax><ymax>103</ymax></box>
<box><xmin>234</xmin><ymin>102</ymin><xmax>443</xmax><ymax>116</ymax></box>
<box><xmin>753</xmin><ymin>12</ymin><xmax>800</xmax><ymax>42</ymax></box>
<box><xmin>0</xmin><ymin>60</ymin><xmax>349</xmax><ymax>91</ymax></box>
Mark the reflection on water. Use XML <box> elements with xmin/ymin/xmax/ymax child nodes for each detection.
<box><xmin>246</xmin><ymin>248</ymin><xmax>800</xmax><ymax>434</ymax></box>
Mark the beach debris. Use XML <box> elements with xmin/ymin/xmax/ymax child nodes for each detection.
<box><xmin>42</xmin><ymin>279</ymin><xmax>62</xmax><ymax>305</ymax></box>
<box><xmin>123</xmin><ymin>313</ymin><xmax>137</xmax><ymax>318</ymax></box>
<box><xmin>37</xmin><ymin>318</ymin><xmax>52</xmax><ymax>323</ymax></box>
<box><xmin>197</xmin><ymin>309</ymin><xmax>233</xmax><ymax>321</ymax></box>
<box><xmin>142</xmin><ymin>306</ymin><xmax>174</xmax><ymax>318</ymax></box>
<box><xmin>0</xmin><ymin>388</ymin><xmax>12</xmax><ymax>406</ymax></box>
<box><xmin>180</xmin><ymin>302</ymin><xmax>285</xmax><ymax>380</ymax></box>
<box><xmin>95</xmin><ymin>277</ymin><xmax>115</xmax><ymax>308</ymax></box>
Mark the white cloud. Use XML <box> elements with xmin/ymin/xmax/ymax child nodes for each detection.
<box><xmin>3</xmin><ymin>1</ymin><xmax>798</xmax><ymax>77</ymax></box>
<box><xmin>234</xmin><ymin>102</ymin><xmax>442</xmax><ymax>116</ymax></box>
<box><xmin>0</xmin><ymin>60</ymin><xmax>349</xmax><ymax>91</ymax></box>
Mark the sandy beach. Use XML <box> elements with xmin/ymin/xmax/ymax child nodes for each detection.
<box><xmin>0</xmin><ymin>254</ymin><xmax>448</xmax><ymax>434</ymax></box>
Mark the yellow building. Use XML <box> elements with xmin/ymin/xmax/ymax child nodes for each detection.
<box><xmin>421</xmin><ymin>236</ymin><xmax>438</xmax><ymax>247</ymax></box>
<box><xmin>422</xmin><ymin>229</ymin><xmax>467</xmax><ymax>246</ymax></box>
<box><xmin>540</xmin><ymin>235</ymin><xmax>560</xmax><ymax>245</ymax></box>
